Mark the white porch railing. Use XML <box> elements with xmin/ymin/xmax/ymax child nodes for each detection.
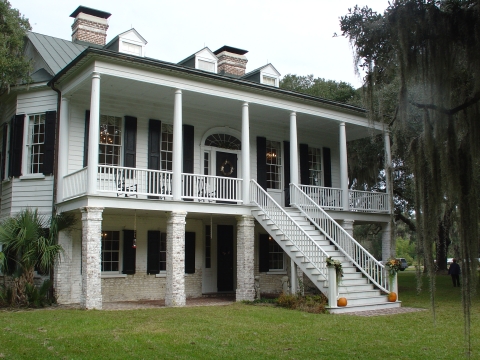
<box><xmin>63</xmin><ymin>167</ymin><xmax>87</xmax><ymax>199</ymax></box>
<box><xmin>298</xmin><ymin>184</ymin><xmax>343</xmax><ymax>210</ymax></box>
<box><xmin>251</xmin><ymin>180</ymin><xmax>329</xmax><ymax>280</ymax></box>
<box><xmin>290</xmin><ymin>183</ymin><xmax>390</xmax><ymax>293</ymax></box>
<box><xmin>349</xmin><ymin>190</ymin><xmax>389</xmax><ymax>213</ymax></box>
<box><xmin>182</xmin><ymin>173</ymin><xmax>243</xmax><ymax>203</ymax></box>
<box><xmin>97</xmin><ymin>165</ymin><xmax>173</xmax><ymax>198</ymax></box>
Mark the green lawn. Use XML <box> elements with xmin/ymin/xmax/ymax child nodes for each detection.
<box><xmin>1</xmin><ymin>272</ymin><xmax>479</xmax><ymax>359</ymax></box>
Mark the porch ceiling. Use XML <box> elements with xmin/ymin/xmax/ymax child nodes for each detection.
<box><xmin>68</xmin><ymin>73</ymin><xmax>380</xmax><ymax>142</ymax></box>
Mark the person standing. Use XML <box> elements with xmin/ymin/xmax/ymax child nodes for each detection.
<box><xmin>448</xmin><ymin>258</ymin><xmax>461</xmax><ymax>287</ymax></box>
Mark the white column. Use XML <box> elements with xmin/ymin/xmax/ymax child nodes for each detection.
<box><xmin>381</xmin><ymin>221</ymin><xmax>393</xmax><ymax>262</ymax></box>
<box><xmin>327</xmin><ymin>265</ymin><xmax>338</xmax><ymax>308</ymax></box>
<box><xmin>241</xmin><ymin>102</ymin><xmax>250</xmax><ymax>204</ymax></box>
<box><xmin>290</xmin><ymin>258</ymin><xmax>297</xmax><ymax>294</ymax></box>
<box><xmin>165</xmin><ymin>211</ymin><xmax>187</xmax><ymax>306</ymax></box>
<box><xmin>80</xmin><ymin>206</ymin><xmax>103</xmax><ymax>310</ymax></box>
<box><xmin>57</xmin><ymin>97</ymin><xmax>69</xmax><ymax>202</ymax></box>
<box><xmin>236</xmin><ymin>215</ymin><xmax>255</xmax><ymax>301</ymax></box>
<box><xmin>290</xmin><ymin>112</ymin><xmax>299</xmax><ymax>186</ymax></box>
<box><xmin>384</xmin><ymin>130</ymin><xmax>393</xmax><ymax>213</ymax></box>
<box><xmin>339</xmin><ymin>122</ymin><xmax>349</xmax><ymax>211</ymax></box>
<box><xmin>172</xmin><ymin>89</ymin><xmax>183</xmax><ymax>201</ymax></box>
<box><xmin>87</xmin><ymin>72</ymin><xmax>100</xmax><ymax>195</ymax></box>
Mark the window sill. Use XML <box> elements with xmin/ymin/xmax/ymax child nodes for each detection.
<box><xmin>20</xmin><ymin>174</ymin><xmax>46</xmax><ymax>180</ymax></box>
<box><xmin>155</xmin><ymin>273</ymin><xmax>166</xmax><ymax>278</ymax></box>
<box><xmin>101</xmin><ymin>273</ymin><xmax>128</xmax><ymax>278</ymax></box>
<box><xmin>267</xmin><ymin>271</ymin><xmax>287</xmax><ymax>275</ymax></box>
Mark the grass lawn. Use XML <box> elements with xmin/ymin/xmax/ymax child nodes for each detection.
<box><xmin>1</xmin><ymin>272</ymin><xmax>479</xmax><ymax>359</ymax></box>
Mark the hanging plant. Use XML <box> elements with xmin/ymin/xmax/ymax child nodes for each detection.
<box><xmin>326</xmin><ymin>256</ymin><xmax>343</xmax><ymax>282</ymax></box>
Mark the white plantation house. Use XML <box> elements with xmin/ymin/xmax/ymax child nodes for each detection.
<box><xmin>0</xmin><ymin>6</ymin><xmax>399</xmax><ymax>312</ymax></box>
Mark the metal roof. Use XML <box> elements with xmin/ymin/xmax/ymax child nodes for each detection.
<box><xmin>27</xmin><ymin>32</ymin><xmax>87</xmax><ymax>75</ymax></box>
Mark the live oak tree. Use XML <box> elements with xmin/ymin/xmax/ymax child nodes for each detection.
<box><xmin>341</xmin><ymin>0</ymin><xmax>480</xmax><ymax>350</ymax></box>
<box><xmin>0</xmin><ymin>0</ymin><xmax>31</xmax><ymax>97</ymax></box>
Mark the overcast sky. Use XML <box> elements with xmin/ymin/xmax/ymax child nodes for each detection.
<box><xmin>11</xmin><ymin>0</ymin><xmax>389</xmax><ymax>88</ymax></box>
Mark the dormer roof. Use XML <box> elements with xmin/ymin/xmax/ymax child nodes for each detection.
<box><xmin>178</xmin><ymin>47</ymin><xmax>218</xmax><ymax>73</ymax></box>
<box><xmin>105</xmin><ymin>28</ymin><xmax>147</xmax><ymax>57</ymax></box>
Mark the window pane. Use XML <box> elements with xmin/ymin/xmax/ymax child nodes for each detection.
<box><xmin>308</xmin><ymin>147</ymin><xmax>322</xmax><ymax>186</ymax></box>
<box><xmin>198</xmin><ymin>59</ymin><xmax>215</xmax><ymax>72</ymax></box>
<box><xmin>99</xmin><ymin>115</ymin><xmax>122</xmax><ymax>166</ymax></box>
<box><xmin>266</xmin><ymin>140</ymin><xmax>281</xmax><ymax>189</ymax></box>
<box><xmin>101</xmin><ymin>231</ymin><xmax>120</xmax><ymax>272</ymax></box>
<box><xmin>28</xmin><ymin>113</ymin><xmax>46</xmax><ymax>174</ymax></box>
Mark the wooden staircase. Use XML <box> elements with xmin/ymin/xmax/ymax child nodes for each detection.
<box><xmin>250</xmin><ymin>180</ymin><xmax>400</xmax><ymax>314</ymax></box>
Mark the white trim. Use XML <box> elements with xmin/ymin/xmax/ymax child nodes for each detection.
<box><xmin>101</xmin><ymin>274</ymin><xmax>127</xmax><ymax>278</ymax></box>
<box><xmin>20</xmin><ymin>174</ymin><xmax>45</xmax><ymax>180</ymax></box>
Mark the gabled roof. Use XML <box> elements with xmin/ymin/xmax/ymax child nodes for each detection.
<box><xmin>30</xmin><ymin>68</ymin><xmax>53</xmax><ymax>83</ymax></box>
<box><xmin>242</xmin><ymin>63</ymin><xmax>281</xmax><ymax>78</ymax></box>
<box><xmin>105</xmin><ymin>28</ymin><xmax>148</xmax><ymax>48</ymax></box>
<box><xmin>27</xmin><ymin>32</ymin><xmax>87</xmax><ymax>75</ymax></box>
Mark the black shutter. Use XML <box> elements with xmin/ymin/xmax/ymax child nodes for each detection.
<box><xmin>283</xmin><ymin>141</ymin><xmax>290</xmax><ymax>206</ymax></box>
<box><xmin>124</xmin><ymin>116</ymin><xmax>137</xmax><ymax>168</ymax></box>
<box><xmin>183</xmin><ymin>124</ymin><xmax>194</xmax><ymax>173</ymax></box>
<box><xmin>300</xmin><ymin>143</ymin><xmax>309</xmax><ymax>185</ymax></box>
<box><xmin>183</xmin><ymin>124</ymin><xmax>194</xmax><ymax>201</ymax></box>
<box><xmin>259</xmin><ymin>234</ymin><xmax>270</xmax><ymax>272</ymax></box>
<box><xmin>323</xmin><ymin>147</ymin><xmax>332</xmax><ymax>187</ymax></box>
<box><xmin>9</xmin><ymin>114</ymin><xmax>24</xmax><ymax>177</ymax></box>
<box><xmin>185</xmin><ymin>231</ymin><xmax>195</xmax><ymax>274</ymax></box>
<box><xmin>83</xmin><ymin>110</ymin><xmax>90</xmax><ymax>168</ymax></box>
<box><xmin>122</xmin><ymin>230</ymin><xmax>136</xmax><ymax>274</ymax></box>
<box><xmin>43</xmin><ymin>111</ymin><xmax>56</xmax><ymax>175</ymax></box>
<box><xmin>1</xmin><ymin>123</ymin><xmax>8</xmax><ymax>180</ymax></box>
<box><xmin>147</xmin><ymin>230</ymin><xmax>160</xmax><ymax>274</ymax></box>
<box><xmin>256</xmin><ymin>137</ymin><xmax>267</xmax><ymax>189</ymax></box>
<box><xmin>148</xmin><ymin>120</ymin><xmax>161</xmax><ymax>170</ymax></box>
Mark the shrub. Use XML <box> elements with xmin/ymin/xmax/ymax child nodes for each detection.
<box><xmin>277</xmin><ymin>293</ymin><xmax>328</xmax><ymax>314</ymax></box>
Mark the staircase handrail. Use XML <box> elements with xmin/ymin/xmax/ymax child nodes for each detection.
<box><xmin>290</xmin><ymin>183</ymin><xmax>390</xmax><ymax>293</ymax></box>
<box><xmin>250</xmin><ymin>180</ymin><xmax>330</xmax><ymax>280</ymax></box>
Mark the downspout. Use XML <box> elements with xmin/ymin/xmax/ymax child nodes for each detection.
<box><xmin>48</xmin><ymin>81</ymin><xmax>62</xmax><ymax>301</ymax></box>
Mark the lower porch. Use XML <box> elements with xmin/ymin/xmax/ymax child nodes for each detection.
<box><xmin>54</xmin><ymin>208</ymin><xmax>309</xmax><ymax>309</ymax></box>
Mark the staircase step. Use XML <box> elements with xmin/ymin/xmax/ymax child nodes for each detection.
<box><xmin>328</xmin><ymin>301</ymin><xmax>401</xmax><ymax>314</ymax></box>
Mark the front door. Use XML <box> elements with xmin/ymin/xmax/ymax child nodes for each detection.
<box><xmin>217</xmin><ymin>225</ymin><xmax>234</xmax><ymax>292</ymax></box>
<box><xmin>216</xmin><ymin>152</ymin><xmax>237</xmax><ymax>203</ymax></box>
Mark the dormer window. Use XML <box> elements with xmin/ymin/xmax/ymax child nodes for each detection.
<box><xmin>262</xmin><ymin>75</ymin><xmax>277</xmax><ymax>86</ymax></box>
<box><xmin>178</xmin><ymin>47</ymin><xmax>218</xmax><ymax>73</ymax></box>
<box><xmin>122</xmin><ymin>41</ymin><xmax>142</xmax><ymax>56</ymax></box>
<box><xmin>197</xmin><ymin>59</ymin><xmax>216</xmax><ymax>73</ymax></box>
<box><xmin>105</xmin><ymin>28</ymin><xmax>147</xmax><ymax>57</ymax></box>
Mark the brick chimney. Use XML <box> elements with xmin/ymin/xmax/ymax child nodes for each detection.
<box><xmin>70</xmin><ymin>6</ymin><xmax>111</xmax><ymax>46</ymax></box>
<box><xmin>214</xmin><ymin>46</ymin><xmax>248</xmax><ymax>77</ymax></box>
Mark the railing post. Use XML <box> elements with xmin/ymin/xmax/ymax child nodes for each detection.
<box><xmin>327</xmin><ymin>265</ymin><xmax>337</xmax><ymax>308</ymax></box>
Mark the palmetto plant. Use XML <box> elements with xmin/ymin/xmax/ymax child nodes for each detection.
<box><xmin>0</xmin><ymin>209</ymin><xmax>72</xmax><ymax>305</ymax></box>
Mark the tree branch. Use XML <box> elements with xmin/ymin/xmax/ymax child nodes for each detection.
<box><xmin>394</xmin><ymin>212</ymin><xmax>416</xmax><ymax>232</ymax></box>
<box><xmin>410</xmin><ymin>91</ymin><xmax>480</xmax><ymax>116</ymax></box>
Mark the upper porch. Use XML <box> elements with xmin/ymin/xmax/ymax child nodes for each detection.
<box><xmin>53</xmin><ymin>52</ymin><xmax>393</xmax><ymax>219</ymax></box>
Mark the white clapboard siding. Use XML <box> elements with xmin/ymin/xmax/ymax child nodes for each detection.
<box><xmin>10</xmin><ymin>177</ymin><xmax>54</xmax><ymax>215</ymax></box>
<box><xmin>17</xmin><ymin>89</ymin><xmax>57</xmax><ymax>114</ymax></box>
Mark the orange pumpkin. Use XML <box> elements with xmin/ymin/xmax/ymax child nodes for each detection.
<box><xmin>337</xmin><ymin>297</ymin><xmax>347</xmax><ymax>307</ymax></box>
<box><xmin>388</xmin><ymin>292</ymin><xmax>397</xmax><ymax>302</ymax></box>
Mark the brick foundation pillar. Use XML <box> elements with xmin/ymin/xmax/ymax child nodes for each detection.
<box><xmin>236</xmin><ymin>215</ymin><xmax>255</xmax><ymax>301</ymax></box>
<box><xmin>81</xmin><ymin>207</ymin><xmax>103</xmax><ymax>309</ymax></box>
<box><xmin>54</xmin><ymin>229</ymin><xmax>73</xmax><ymax>304</ymax></box>
<box><xmin>166</xmin><ymin>211</ymin><xmax>187</xmax><ymax>307</ymax></box>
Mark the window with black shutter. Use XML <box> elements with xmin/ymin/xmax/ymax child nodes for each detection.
<box><xmin>185</xmin><ymin>232</ymin><xmax>195</xmax><ymax>274</ymax></box>
<box><xmin>123</xmin><ymin>230</ymin><xmax>136</xmax><ymax>274</ymax></box>
<box><xmin>9</xmin><ymin>114</ymin><xmax>24</xmax><ymax>177</ymax></box>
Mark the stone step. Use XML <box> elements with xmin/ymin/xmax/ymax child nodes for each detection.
<box><xmin>328</xmin><ymin>301</ymin><xmax>401</xmax><ymax>314</ymax></box>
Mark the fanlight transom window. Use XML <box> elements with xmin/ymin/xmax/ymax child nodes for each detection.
<box><xmin>204</xmin><ymin>134</ymin><xmax>241</xmax><ymax>150</ymax></box>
